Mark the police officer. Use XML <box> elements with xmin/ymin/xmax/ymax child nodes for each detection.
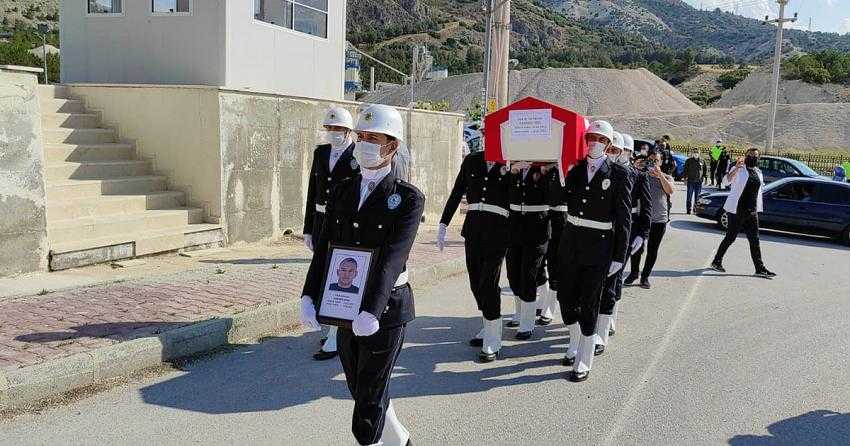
<box><xmin>506</xmin><ymin>162</ymin><xmax>551</xmax><ymax>340</ymax></box>
<box><xmin>595</xmin><ymin>132</ymin><xmax>644</xmax><ymax>355</ymax></box>
<box><xmin>536</xmin><ymin>164</ymin><xmax>568</xmax><ymax>325</ymax></box>
<box><xmin>304</xmin><ymin>106</ymin><xmax>360</xmax><ymax>361</ymax></box>
<box><xmin>437</xmin><ymin>143</ymin><xmax>510</xmax><ymax>362</ymax></box>
<box><xmin>300</xmin><ymin>104</ymin><xmax>424</xmax><ymax>446</ymax></box>
<box><xmin>558</xmin><ymin>120</ymin><xmax>631</xmax><ymax>382</ymax></box>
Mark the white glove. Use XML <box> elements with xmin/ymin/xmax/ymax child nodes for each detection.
<box><xmin>436</xmin><ymin>223</ymin><xmax>447</xmax><ymax>252</ymax></box>
<box><xmin>303</xmin><ymin>234</ymin><xmax>313</xmax><ymax>252</ymax></box>
<box><xmin>608</xmin><ymin>261</ymin><xmax>624</xmax><ymax>277</ymax></box>
<box><xmin>630</xmin><ymin>236</ymin><xmax>644</xmax><ymax>255</ymax></box>
<box><xmin>299</xmin><ymin>296</ymin><xmax>321</xmax><ymax>332</ymax></box>
<box><xmin>351</xmin><ymin>311</ymin><xmax>380</xmax><ymax>337</ymax></box>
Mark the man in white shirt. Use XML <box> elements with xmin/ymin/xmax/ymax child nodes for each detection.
<box><xmin>711</xmin><ymin>148</ymin><xmax>776</xmax><ymax>278</ymax></box>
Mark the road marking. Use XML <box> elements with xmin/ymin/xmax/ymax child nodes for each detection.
<box><xmin>601</xmin><ymin>251</ymin><xmax>715</xmax><ymax>446</ymax></box>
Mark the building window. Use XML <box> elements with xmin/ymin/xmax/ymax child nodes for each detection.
<box><xmin>254</xmin><ymin>0</ymin><xmax>328</xmax><ymax>38</ymax></box>
<box><xmin>152</xmin><ymin>0</ymin><xmax>191</xmax><ymax>14</ymax></box>
<box><xmin>88</xmin><ymin>0</ymin><xmax>122</xmax><ymax>14</ymax></box>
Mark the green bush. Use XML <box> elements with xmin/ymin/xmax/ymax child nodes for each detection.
<box><xmin>783</xmin><ymin>50</ymin><xmax>850</xmax><ymax>85</ymax></box>
<box><xmin>717</xmin><ymin>68</ymin><xmax>751</xmax><ymax>89</ymax></box>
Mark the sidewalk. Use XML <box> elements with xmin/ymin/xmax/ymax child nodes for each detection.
<box><xmin>0</xmin><ymin>224</ymin><xmax>466</xmax><ymax>408</ymax></box>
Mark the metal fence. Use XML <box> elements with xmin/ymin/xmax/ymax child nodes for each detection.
<box><xmin>672</xmin><ymin>145</ymin><xmax>850</xmax><ymax>176</ymax></box>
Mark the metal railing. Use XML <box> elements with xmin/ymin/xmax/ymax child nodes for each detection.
<box><xmin>672</xmin><ymin>144</ymin><xmax>850</xmax><ymax>176</ymax></box>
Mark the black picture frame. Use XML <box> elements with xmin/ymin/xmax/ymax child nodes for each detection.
<box><xmin>316</xmin><ymin>244</ymin><xmax>380</xmax><ymax>328</ymax></box>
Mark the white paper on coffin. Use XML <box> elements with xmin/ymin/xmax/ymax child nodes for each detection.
<box><xmin>500</xmin><ymin>118</ymin><xmax>564</xmax><ymax>162</ymax></box>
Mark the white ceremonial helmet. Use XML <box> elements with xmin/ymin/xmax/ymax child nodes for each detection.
<box><xmin>611</xmin><ymin>131</ymin><xmax>625</xmax><ymax>150</ymax></box>
<box><xmin>354</xmin><ymin>104</ymin><xmax>405</xmax><ymax>142</ymax></box>
<box><xmin>323</xmin><ymin>106</ymin><xmax>354</xmax><ymax>130</ymax></box>
<box><xmin>621</xmin><ymin>133</ymin><xmax>634</xmax><ymax>153</ymax></box>
<box><xmin>585</xmin><ymin>120</ymin><xmax>615</xmax><ymax>142</ymax></box>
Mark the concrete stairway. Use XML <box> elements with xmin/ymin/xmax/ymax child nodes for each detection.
<box><xmin>40</xmin><ymin>85</ymin><xmax>223</xmax><ymax>270</ymax></box>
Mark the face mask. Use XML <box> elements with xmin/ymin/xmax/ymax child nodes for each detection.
<box><xmin>354</xmin><ymin>141</ymin><xmax>388</xmax><ymax>168</ymax></box>
<box><xmin>326</xmin><ymin>131</ymin><xmax>347</xmax><ymax>147</ymax></box>
<box><xmin>691</xmin><ymin>153</ymin><xmax>699</xmax><ymax>159</ymax></box>
<box><xmin>607</xmin><ymin>153</ymin><xmax>619</xmax><ymax>163</ymax></box>
<box><xmin>618</xmin><ymin>152</ymin><xmax>632</xmax><ymax>165</ymax></box>
<box><xmin>745</xmin><ymin>155</ymin><xmax>758</xmax><ymax>168</ymax></box>
<box><xmin>588</xmin><ymin>142</ymin><xmax>607</xmax><ymax>159</ymax></box>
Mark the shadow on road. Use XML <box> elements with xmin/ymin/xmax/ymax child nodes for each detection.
<box><xmin>137</xmin><ymin>315</ymin><xmax>570</xmax><ymax>414</ymax></box>
<box><xmin>14</xmin><ymin>321</ymin><xmax>193</xmax><ymax>343</ymax></box>
<box><xmin>670</xmin><ymin>220</ymin><xmax>850</xmax><ymax>253</ymax></box>
<box><xmin>728</xmin><ymin>410</ymin><xmax>850</xmax><ymax>445</ymax></box>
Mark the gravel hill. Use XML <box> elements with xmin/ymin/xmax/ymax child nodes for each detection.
<box><xmin>714</xmin><ymin>66</ymin><xmax>850</xmax><ymax>108</ymax></box>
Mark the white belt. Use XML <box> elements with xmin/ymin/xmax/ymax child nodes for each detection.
<box><xmin>549</xmin><ymin>205</ymin><xmax>568</xmax><ymax>212</ymax></box>
<box><xmin>315</xmin><ymin>204</ymin><xmax>327</xmax><ymax>213</ymax></box>
<box><xmin>631</xmin><ymin>207</ymin><xmax>639</xmax><ymax>214</ymax></box>
<box><xmin>510</xmin><ymin>204</ymin><xmax>548</xmax><ymax>213</ymax></box>
<box><xmin>394</xmin><ymin>270</ymin><xmax>409</xmax><ymax>288</ymax></box>
<box><xmin>467</xmin><ymin>202</ymin><xmax>509</xmax><ymax>218</ymax></box>
<box><xmin>567</xmin><ymin>215</ymin><xmax>613</xmax><ymax>231</ymax></box>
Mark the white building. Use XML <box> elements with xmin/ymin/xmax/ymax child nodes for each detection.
<box><xmin>60</xmin><ymin>0</ymin><xmax>347</xmax><ymax>100</ymax></box>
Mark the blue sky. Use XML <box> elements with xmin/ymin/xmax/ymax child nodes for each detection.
<box><xmin>683</xmin><ymin>0</ymin><xmax>850</xmax><ymax>34</ymax></box>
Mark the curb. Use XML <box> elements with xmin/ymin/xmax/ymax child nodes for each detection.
<box><xmin>0</xmin><ymin>256</ymin><xmax>467</xmax><ymax>411</ymax></box>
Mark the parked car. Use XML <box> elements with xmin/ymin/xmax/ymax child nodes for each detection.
<box><xmin>757</xmin><ymin>155</ymin><xmax>823</xmax><ymax>184</ymax></box>
<box><xmin>694</xmin><ymin>177</ymin><xmax>850</xmax><ymax>245</ymax></box>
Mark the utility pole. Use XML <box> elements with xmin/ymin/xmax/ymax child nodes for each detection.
<box><xmin>481</xmin><ymin>0</ymin><xmax>494</xmax><ymax>118</ymax></box>
<box><xmin>764</xmin><ymin>0</ymin><xmax>797</xmax><ymax>153</ymax></box>
<box><xmin>37</xmin><ymin>24</ymin><xmax>49</xmax><ymax>84</ymax></box>
<box><xmin>487</xmin><ymin>0</ymin><xmax>511</xmax><ymax>110</ymax></box>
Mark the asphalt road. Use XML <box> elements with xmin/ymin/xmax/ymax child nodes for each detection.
<box><xmin>2</xmin><ymin>204</ymin><xmax>850</xmax><ymax>445</ymax></box>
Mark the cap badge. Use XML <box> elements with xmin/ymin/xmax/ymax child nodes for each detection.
<box><xmin>602</xmin><ymin>179</ymin><xmax>611</xmax><ymax>190</ymax></box>
<box><xmin>351</xmin><ymin>159</ymin><xmax>359</xmax><ymax>170</ymax></box>
<box><xmin>388</xmin><ymin>193</ymin><xmax>402</xmax><ymax>210</ymax></box>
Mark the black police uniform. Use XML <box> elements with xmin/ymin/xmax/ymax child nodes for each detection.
<box><xmin>600</xmin><ymin>164</ymin><xmax>648</xmax><ymax>315</ymax></box>
<box><xmin>303</xmin><ymin>142</ymin><xmax>359</xmax><ymax>238</ymax></box>
<box><xmin>544</xmin><ymin>167</ymin><xmax>569</xmax><ymax>293</ymax></box>
<box><xmin>506</xmin><ymin>166</ymin><xmax>551</xmax><ymax>306</ymax></box>
<box><xmin>302</xmin><ymin>172</ymin><xmax>425</xmax><ymax>446</ymax></box>
<box><xmin>557</xmin><ymin>159</ymin><xmax>631</xmax><ymax>337</ymax></box>
<box><xmin>440</xmin><ymin>151</ymin><xmax>510</xmax><ymax>321</ymax></box>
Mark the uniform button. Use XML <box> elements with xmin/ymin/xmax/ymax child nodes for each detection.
<box><xmin>601</xmin><ymin>235</ymin><xmax>606</xmax><ymax>239</ymax></box>
<box><xmin>482</xmin><ymin>197</ymin><xmax>486</xmax><ymax>202</ymax></box>
<box><xmin>485</xmin><ymin>177</ymin><xmax>489</xmax><ymax>181</ymax></box>
<box><xmin>378</xmin><ymin>224</ymin><xmax>383</xmax><ymax>229</ymax></box>
<box><xmin>582</xmin><ymin>199</ymin><xmax>587</xmax><ymax>203</ymax></box>
<box><xmin>580</xmin><ymin>211</ymin><xmax>584</xmax><ymax>216</ymax></box>
<box><xmin>326</xmin><ymin>189</ymin><xmax>330</xmax><ymax>193</ymax></box>
<box><xmin>483</xmin><ymin>187</ymin><xmax>487</xmax><ymax>191</ymax></box>
<box><xmin>356</xmin><ymin>241</ymin><xmax>361</xmax><ymax>245</ymax></box>
<box><xmin>353</xmin><ymin>222</ymin><xmax>359</xmax><ymax>228</ymax></box>
<box><xmin>327</xmin><ymin>177</ymin><xmax>332</xmax><ymax>181</ymax></box>
<box><xmin>586</xmin><ymin>186</ymin><xmax>590</xmax><ymax>190</ymax></box>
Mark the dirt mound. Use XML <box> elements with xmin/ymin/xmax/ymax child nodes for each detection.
<box><xmin>596</xmin><ymin>102</ymin><xmax>850</xmax><ymax>151</ymax></box>
<box><xmin>714</xmin><ymin>66</ymin><xmax>850</xmax><ymax>108</ymax></box>
<box><xmin>362</xmin><ymin>67</ymin><xmax>700</xmax><ymax>116</ymax></box>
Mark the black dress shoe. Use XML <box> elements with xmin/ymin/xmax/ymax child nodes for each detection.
<box><xmin>478</xmin><ymin>350</ymin><xmax>499</xmax><ymax>362</ymax></box>
<box><xmin>515</xmin><ymin>331</ymin><xmax>532</xmax><ymax>340</ymax></box>
<box><xmin>755</xmin><ymin>269</ymin><xmax>777</xmax><ymax>278</ymax></box>
<box><xmin>640</xmin><ymin>278</ymin><xmax>651</xmax><ymax>289</ymax></box>
<box><xmin>562</xmin><ymin>355</ymin><xmax>575</xmax><ymax>366</ymax></box>
<box><xmin>568</xmin><ymin>370</ymin><xmax>590</xmax><ymax>382</ymax></box>
<box><xmin>609</xmin><ymin>328</ymin><xmax>616</xmax><ymax>337</ymax></box>
<box><xmin>469</xmin><ymin>337</ymin><xmax>483</xmax><ymax>347</ymax></box>
<box><xmin>506</xmin><ymin>320</ymin><xmax>520</xmax><ymax>328</ymax></box>
<box><xmin>624</xmin><ymin>273</ymin><xmax>639</xmax><ymax>286</ymax></box>
<box><xmin>710</xmin><ymin>261</ymin><xmax>726</xmax><ymax>273</ymax></box>
<box><xmin>312</xmin><ymin>350</ymin><xmax>338</xmax><ymax>361</ymax></box>
<box><xmin>594</xmin><ymin>344</ymin><xmax>605</xmax><ymax>356</ymax></box>
<box><xmin>535</xmin><ymin>309</ymin><xmax>542</xmax><ymax>317</ymax></box>
<box><xmin>536</xmin><ymin>317</ymin><xmax>553</xmax><ymax>326</ymax></box>
<box><xmin>319</xmin><ymin>336</ymin><xmax>328</xmax><ymax>346</ymax></box>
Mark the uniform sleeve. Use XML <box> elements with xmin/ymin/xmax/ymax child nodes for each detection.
<box><xmin>440</xmin><ymin>156</ymin><xmax>468</xmax><ymax>226</ymax></box>
<box><xmin>302</xmin><ymin>180</ymin><xmax>336</xmax><ymax>302</ymax></box>
<box><xmin>362</xmin><ymin>190</ymin><xmax>426</xmax><ymax>319</ymax></box>
<box><xmin>303</xmin><ymin>150</ymin><xmax>319</xmax><ymax>234</ymax></box>
<box><xmin>612</xmin><ymin>168</ymin><xmax>632</xmax><ymax>263</ymax></box>
<box><xmin>637</xmin><ymin>174</ymin><xmax>652</xmax><ymax>240</ymax></box>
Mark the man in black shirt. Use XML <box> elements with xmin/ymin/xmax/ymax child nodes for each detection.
<box><xmin>711</xmin><ymin>148</ymin><xmax>776</xmax><ymax>278</ymax></box>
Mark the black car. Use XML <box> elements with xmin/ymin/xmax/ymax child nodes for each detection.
<box><xmin>757</xmin><ymin>156</ymin><xmax>823</xmax><ymax>184</ymax></box>
<box><xmin>695</xmin><ymin>177</ymin><xmax>850</xmax><ymax>245</ymax></box>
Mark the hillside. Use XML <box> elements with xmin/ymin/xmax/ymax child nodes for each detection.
<box><xmin>714</xmin><ymin>66</ymin><xmax>850</xmax><ymax>108</ymax></box>
<box><xmin>0</xmin><ymin>0</ymin><xmax>57</xmax><ymax>29</ymax></box>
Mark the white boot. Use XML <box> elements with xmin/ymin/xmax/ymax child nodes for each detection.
<box><xmin>610</xmin><ymin>302</ymin><xmax>619</xmax><ymax>335</ymax></box>
<box><xmin>595</xmin><ymin>314</ymin><xmax>613</xmax><ymax>347</ymax></box>
<box><xmin>575</xmin><ymin>331</ymin><xmax>597</xmax><ymax>374</ymax></box>
<box><xmin>518</xmin><ymin>300</ymin><xmax>537</xmax><ymax>335</ymax></box>
<box><xmin>380</xmin><ymin>401</ymin><xmax>410</xmax><ymax>446</ymax></box>
<box><xmin>322</xmin><ymin>325</ymin><xmax>338</xmax><ymax>352</ymax></box>
<box><xmin>473</xmin><ymin>317</ymin><xmax>486</xmax><ymax>341</ymax></box>
<box><xmin>508</xmin><ymin>296</ymin><xmax>522</xmax><ymax>327</ymax></box>
<box><xmin>480</xmin><ymin>318</ymin><xmax>502</xmax><ymax>360</ymax></box>
<box><xmin>537</xmin><ymin>284</ymin><xmax>554</xmax><ymax>321</ymax></box>
<box><xmin>564</xmin><ymin>323</ymin><xmax>581</xmax><ymax>360</ymax></box>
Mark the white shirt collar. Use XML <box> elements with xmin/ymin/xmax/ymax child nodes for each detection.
<box><xmin>358</xmin><ymin>164</ymin><xmax>392</xmax><ymax>209</ymax></box>
<box><xmin>587</xmin><ymin>156</ymin><xmax>605</xmax><ymax>180</ymax></box>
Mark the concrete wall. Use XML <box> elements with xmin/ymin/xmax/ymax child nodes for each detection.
<box><xmin>66</xmin><ymin>85</ymin><xmax>223</xmax><ymax>222</ymax></box>
<box><xmin>218</xmin><ymin>91</ymin><xmax>464</xmax><ymax>244</ymax></box>
<box><xmin>0</xmin><ymin>71</ymin><xmax>48</xmax><ymax>276</ymax></box>
<box><xmin>224</xmin><ymin>0</ymin><xmax>346</xmax><ymax>100</ymax></box>
<box><xmin>60</xmin><ymin>0</ymin><xmax>226</xmax><ymax>85</ymax></box>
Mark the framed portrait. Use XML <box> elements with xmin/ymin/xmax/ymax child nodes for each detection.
<box><xmin>317</xmin><ymin>245</ymin><xmax>379</xmax><ymax>328</ymax></box>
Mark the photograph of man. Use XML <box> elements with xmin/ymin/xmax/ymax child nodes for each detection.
<box><xmin>329</xmin><ymin>257</ymin><xmax>360</xmax><ymax>294</ymax></box>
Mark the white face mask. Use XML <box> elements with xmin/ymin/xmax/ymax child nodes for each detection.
<box><xmin>691</xmin><ymin>153</ymin><xmax>699</xmax><ymax>159</ymax></box>
<box><xmin>354</xmin><ymin>141</ymin><xmax>388</xmax><ymax>168</ymax></box>
<box><xmin>607</xmin><ymin>153</ymin><xmax>619</xmax><ymax>163</ymax></box>
<box><xmin>326</xmin><ymin>131</ymin><xmax>348</xmax><ymax>147</ymax></box>
<box><xmin>588</xmin><ymin>142</ymin><xmax>607</xmax><ymax>159</ymax></box>
<box><xmin>618</xmin><ymin>151</ymin><xmax>632</xmax><ymax>165</ymax></box>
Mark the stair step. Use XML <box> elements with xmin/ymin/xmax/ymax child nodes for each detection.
<box><xmin>38</xmin><ymin>85</ymin><xmax>69</xmax><ymax>100</ymax></box>
<box><xmin>44</xmin><ymin>128</ymin><xmax>116</xmax><ymax>145</ymax></box>
<box><xmin>45</xmin><ymin>143</ymin><xmax>135</xmax><ymax>162</ymax></box>
<box><xmin>42</xmin><ymin>113</ymin><xmax>100</xmax><ymax>129</ymax></box>
<box><xmin>47</xmin><ymin>191</ymin><xmax>186</xmax><ymax>221</ymax></box>
<box><xmin>49</xmin><ymin>224</ymin><xmax>224</xmax><ymax>271</ymax></box>
<box><xmin>48</xmin><ymin>208</ymin><xmax>205</xmax><ymax>243</ymax></box>
<box><xmin>47</xmin><ymin>175</ymin><xmax>168</xmax><ymax>198</ymax></box>
<box><xmin>41</xmin><ymin>98</ymin><xmax>84</xmax><ymax>113</ymax></box>
<box><xmin>46</xmin><ymin>160</ymin><xmax>150</xmax><ymax>181</ymax></box>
